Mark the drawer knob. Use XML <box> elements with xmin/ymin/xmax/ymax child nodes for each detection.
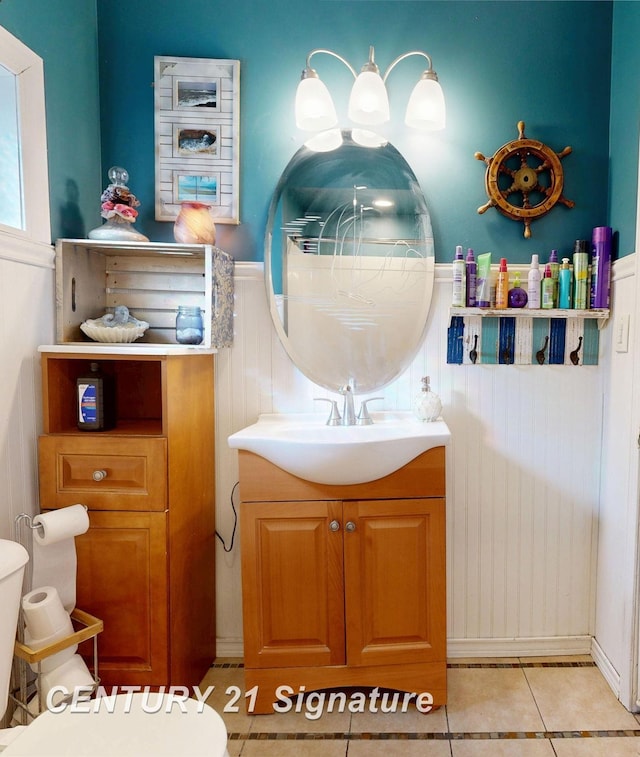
<box><xmin>92</xmin><ymin>469</ymin><xmax>108</xmax><ymax>482</ymax></box>
<box><xmin>329</xmin><ymin>519</ymin><xmax>340</xmax><ymax>532</ymax></box>
<box><xmin>345</xmin><ymin>521</ymin><xmax>356</xmax><ymax>533</ymax></box>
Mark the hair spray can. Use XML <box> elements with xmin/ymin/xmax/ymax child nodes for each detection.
<box><xmin>573</xmin><ymin>240</ymin><xmax>589</xmax><ymax>310</ymax></box>
<box><xmin>590</xmin><ymin>226</ymin><xmax>612</xmax><ymax>309</ymax></box>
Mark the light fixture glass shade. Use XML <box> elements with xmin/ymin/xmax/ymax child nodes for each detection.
<box><xmin>404</xmin><ymin>76</ymin><xmax>446</xmax><ymax>131</ymax></box>
<box><xmin>351</xmin><ymin>129</ymin><xmax>388</xmax><ymax>148</ymax></box>
<box><xmin>295</xmin><ymin>76</ymin><xmax>338</xmax><ymax>131</ymax></box>
<box><xmin>348</xmin><ymin>71</ymin><xmax>390</xmax><ymax>126</ymax></box>
<box><xmin>304</xmin><ymin>128</ymin><xmax>343</xmax><ymax>152</ymax></box>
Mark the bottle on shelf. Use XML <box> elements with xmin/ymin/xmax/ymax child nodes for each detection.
<box><xmin>548</xmin><ymin>249</ymin><xmax>559</xmax><ymax>307</ymax></box>
<box><xmin>495</xmin><ymin>258</ymin><xmax>509</xmax><ymax>309</ymax></box>
<box><xmin>573</xmin><ymin>240</ymin><xmax>590</xmax><ymax>309</ymax></box>
<box><xmin>76</xmin><ymin>362</ymin><xmax>115</xmax><ymax>431</ymax></box>
<box><xmin>558</xmin><ymin>257</ymin><xmax>572</xmax><ymax>309</ymax></box>
<box><xmin>452</xmin><ymin>245</ymin><xmax>466</xmax><ymax>307</ymax></box>
<box><xmin>508</xmin><ymin>271</ymin><xmax>528</xmax><ymax>308</ymax></box>
<box><xmin>590</xmin><ymin>226</ymin><xmax>612</xmax><ymax>309</ymax></box>
<box><xmin>541</xmin><ymin>264</ymin><xmax>554</xmax><ymax>309</ymax></box>
<box><xmin>527</xmin><ymin>254</ymin><xmax>541</xmax><ymax>309</ymax></box>
<box><xmin>465</xmin><ymin>248</ymin><xmax>477</xmax><ymax>307</ymax></box>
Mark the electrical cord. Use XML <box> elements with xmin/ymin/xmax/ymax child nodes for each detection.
<box><xmin>215</xmin><ymin>481</ymin><xmax>238</xmax><ymax>553</ymax></box>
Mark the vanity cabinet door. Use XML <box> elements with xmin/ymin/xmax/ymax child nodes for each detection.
<box><xmin>343</xmin><ymin>498</ymin><xmax>446</xmax><ymax>668</ymax></box>
<box><xmin>74</xmin><ymin>510</ymin><xmax>169</xmax><ymax>686</ymax></box>
<box><xmin>241</xmin><ymin>500</ymin><xmax>345</xmax><ymax>669</ymax></box>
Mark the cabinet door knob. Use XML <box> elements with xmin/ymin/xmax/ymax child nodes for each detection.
<box><xmin>329</xmin><ymin>520</ymin><xmax>340</xmax><ymax>532</ymax></box>
<box><xmin>92</xmin><ymin>469</ymin><xmax>108</xmax><ymax>482</ymax></box>
<box><xmin>345</xmin><ymin>521</ymin><xmax>356</xmax><ymax>533</ymax></box>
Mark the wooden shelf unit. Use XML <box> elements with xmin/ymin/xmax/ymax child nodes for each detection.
<box><xmin>37</xmin><ymin>346</ymin><xmax>216</xmax><ymax>688</ymax></box>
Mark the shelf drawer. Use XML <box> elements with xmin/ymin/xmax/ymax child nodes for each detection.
<box><xmin>38</xmin><ymin>435</ymin><xmax>167</xmax><ymax>511</ymax></box>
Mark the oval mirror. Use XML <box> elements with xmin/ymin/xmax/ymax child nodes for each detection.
<box><xmin>265</xmin><ymin>129</ymin><xmax>435</xmax><ymax>395</ymax></box>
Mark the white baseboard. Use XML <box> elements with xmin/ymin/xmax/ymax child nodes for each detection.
<box><xmin>215</xmin><ymin>639</ymin><xmax>244</xmax><ymax>659</ymax></box>
<box><xmin>590</xmin><ymin>636</ymin><xmax>622</xmax><ymax>701</ymax></box>
<box><xmin>447</xmin><ymin>635</ymin><xmax>592</xmax><ymax>658</ymax></box>
<box><xmin>215</xmin><ymin>636</ymin><xmax>594</xmax><ymax>663</ymax></box>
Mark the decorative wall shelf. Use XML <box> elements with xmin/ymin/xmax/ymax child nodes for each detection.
<box><xmin>447</xmin><ymin>308</ymin><xmax>609</xmax><ymax>366</ymax></box>
<box><xmin>55</xmin><ymin>239</ymin><xmax>234</xmax><ymax>350</ymax></box>
<box><xmin>449</xmin><ymin>307</ymin><xmax>609</xmax><ymax>323</ymax></box>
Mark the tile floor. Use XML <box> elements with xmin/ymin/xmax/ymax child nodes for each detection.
<box><xmin>201</xmin><ymin>657</ymin><xmax>640</xmax><ymax>756</ymax></box>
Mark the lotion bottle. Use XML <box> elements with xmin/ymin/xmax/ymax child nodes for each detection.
<box><xmin>413</xmin><ymin>376</ymin><xmax>442</xmax><ymax>422</ymax></box>
<box><xmin>452</xmin><ymin>245</ymin><xmax>466</xmax><ymax>307</ymax></box>
<box><xmin>541</xmin><ymin>264</ymin><xmax>554</xmax><ymax>309</ymax></box>
<box><xmin>558</xmin><ymin>257</ymin><xmax>572</xmax><ymax>309</ymax></box>
<box><xmin>495</xmin><ymin>258</ymin><xmax>509</xmax><ymax>309</ymax></box>
<box><xmin>548</xmin><ymin>249</ymin><xmax>559</xmax><ymax>307</ymax></box>
<box><xmin>527</xmin><ymin>254</ymin><xmax>541</xmax><ymax>309</ymax></box>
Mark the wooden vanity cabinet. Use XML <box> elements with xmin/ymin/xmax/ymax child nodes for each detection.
<box><xmin>37</xmin><ymin>349</ymin><xmax>216</xmax><ymax>688</ymax></box>
<box><xmin>239</xmin><ymin>447</ymin><xmax>447</xmax><ymax>714</ymax></box>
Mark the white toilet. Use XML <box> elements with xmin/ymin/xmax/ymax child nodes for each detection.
<box><xmin>0</xmin><ymin>539</ymin><xmax>229</xmax><ymax>756</ymax></box>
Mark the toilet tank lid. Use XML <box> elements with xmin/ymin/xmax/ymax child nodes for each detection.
<box><xmin>0</xmin><ymin>540</ymin><xmax>28</xmax><ymax>579</ymax></box>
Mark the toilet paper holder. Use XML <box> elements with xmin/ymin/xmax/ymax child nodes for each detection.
<box><xmin>14</xmin><ymin>507</ymin><xmax>89</xmax><ymax>588</ymax></box>
<box><xmin>14</xmin><ymin>506</ymin><xmax>89</xmax><ymax>540</ymax></box>
<box><xmin>12</xmin><ymin>507</ymin><xmax>96</xmax><ymax>722</ymax></box>
<box><xmin>12</xmin><ymin>608</ymin><xmax>103</xmax><ymax>722</ymax></box>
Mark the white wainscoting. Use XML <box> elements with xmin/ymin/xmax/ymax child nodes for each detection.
<box><xmin>594</xmin><ymin>253</ymin><xmax>639</xmax><ymax>709</ymax></box>
<box><xmin>215</xmin><ymin>262</ymin><xmax>605</xmax><ymax>658</ymax></box>
<box><xmin>0</xmin><ymin>240</ymin><xmax>55</xmax><ymax>541</ymax></box>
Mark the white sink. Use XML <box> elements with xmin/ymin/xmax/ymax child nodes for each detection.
<box><xmin>227</xmin><ymin>411</ymin><xmax>450</xmax><ymax>485</ymax></box>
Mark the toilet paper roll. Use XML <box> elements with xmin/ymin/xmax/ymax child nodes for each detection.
<box><xmin>24</xmin><ymin>624</ymin><xmax>77</xmax><ymax>674</ymax></box>
<box><xmin>22</xmin><ymin>586</ymin><xmax>70</xmax><ymax>641</ymax></box>
<box><xmin>32</xmin><ymin>505</ymin><xmax>89</xmax><ymax>546</ymax></box>
<box><xmin>31</xmin><ymin>505</ymin><xmax>89</xmax><ymax>613</ymax></box>
<box><xmin>39</xmin><ymin>654</ymin><xmax>94</xmax><ymax>707</ymax></box>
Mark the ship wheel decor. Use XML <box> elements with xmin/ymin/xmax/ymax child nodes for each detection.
<box><xmin>475</xmin><ymin>121</ymin><xmax>574</xmax><ymax>238</ymax></box>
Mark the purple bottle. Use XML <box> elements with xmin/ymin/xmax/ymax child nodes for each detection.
<box><xmin>590</xmin><ymin>226</ymin><xmax>612</xmax><ymax>309</ymax></box>
<box><xmin>466</xmin><ymin>248</ymin><xmax>477</xmax><ymax>307</ymax></box>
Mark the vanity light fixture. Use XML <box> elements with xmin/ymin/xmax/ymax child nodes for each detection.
<box><xmin>295</xmin><ymin>45</ymin><xmax>446</xmax><ymax>133</ymax></box>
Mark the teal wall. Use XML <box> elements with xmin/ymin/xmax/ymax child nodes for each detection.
<box><xmin>609</xmin><ymin>1</ymin><xmax>640</xmax><ymax>257</ymax></box>
<box><xmin>96</xmin><ymin>0</ymin><xmax>613</xmax><ymax>263</ymax></box>
<box><xmin>0</xmin><ymin>0</ymin><xmax>102</xmax><ymax>242</ymax></box>
<box><xmin>5</xmin><ymin>1</ymin><xmax>637</xmax><ymax>264</ymax></box>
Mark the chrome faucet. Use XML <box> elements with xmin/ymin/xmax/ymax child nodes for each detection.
<box><xmin>339</xmin><ymin>383</ymin><xmax>356</xmax><ymax>426</ymax></box>
<box><xmin>316</xmin><ymin>380</ymin><xmax>383</xmax><ymax>426</ymax></box>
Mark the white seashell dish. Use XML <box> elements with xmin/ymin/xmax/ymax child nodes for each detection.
<box><xmin>80</xmin><ymin>319</ymin><xmax>149</xmax><ymax>343</ymax></box>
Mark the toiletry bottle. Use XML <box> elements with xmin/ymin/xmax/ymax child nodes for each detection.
<box><xmin>573</xmin><ymin>239</ymin><xmax>589</xmax><ymax>309</ymax></box>
<box><xmin>558</xmin><ymin>258</ymin><xmax>572</xmax><ymax>308</ymax></box>
<box><xmin>541</xmin><ymin>264</ymin><xmax>554</xmax><ymax>309</ymax></box>
<box><xmin>76</xmin><ymin>362</ymin><xmax>115</xmax><ymax>431</ymax></box>
<box><xmin>476</xmin><ymin>252</ymin><xmax>492</xmax><ymax>308</ymax></box>
<box><xmin>527</xmin><ymin>254</ymin><xmax>541</xmax><ymax>309</ymax></box>
<box><xmin>452</xmin><ymin>245</ymin><xmax>466</xmax><ymax>307</ymax></box>
<box><xmin>413</xmin><ymin>376</ymin><xmax>442</xmax><ymax>422</ymax></box>
<box><xmin>465</xmin><ymin>248</ymin><xmax>477</xmax><ymax>307</ymax></box>
<box><xmin>495</xmin><ymin>257</ymin><xmax>509</xmax><ymax>309</ymax></box>
<box><xmin>590</xmin><ymin>226</ymin><xmax>612</xmax><ymax>309</ymax></box>
<box><xmin>508</xmin><ymin>271</ymin><xmax>528</xmax><ymax>308</ymax></box>
<box><xmin>548</xmin><ymin>249</ymin><xmax>559</xmax><ymax>307</ymax></box>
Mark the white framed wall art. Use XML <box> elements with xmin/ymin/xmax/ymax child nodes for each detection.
<box><xmin>154</xmin><ymin>55</ymin><xmax>240</xmax><ymax>224</ymax></box>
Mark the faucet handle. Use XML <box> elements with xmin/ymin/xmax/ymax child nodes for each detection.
<box><xmin>314</xmin><ymin>398</ymin><xmax>342</xmax><ymax>426</ymax></box>
<box><xmin>356</xmin><ymin>397</ymin><xmax>384</xmax><ymax>425</ymax></box>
